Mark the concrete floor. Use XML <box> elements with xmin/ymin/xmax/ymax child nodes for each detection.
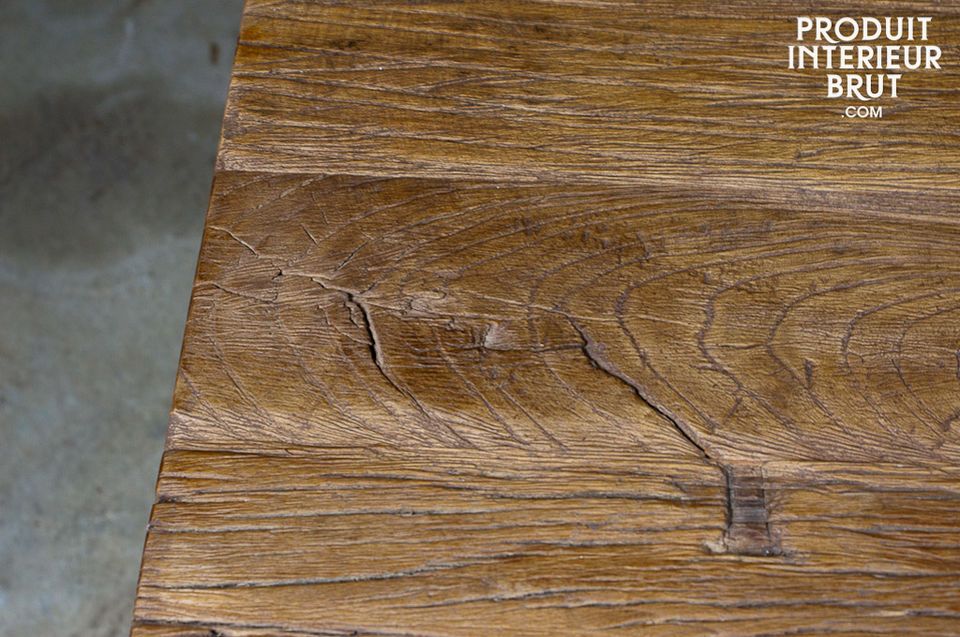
<box><xmin>0</xmin><ymin>2</ymin><xmax>244</xmax><ymax>635</ymax></box>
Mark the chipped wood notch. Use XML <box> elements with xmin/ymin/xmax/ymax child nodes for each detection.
<box><xmin>717</xmin><ymin>467</ymin><xmax>782</xmax><ymax>557</ymax></box>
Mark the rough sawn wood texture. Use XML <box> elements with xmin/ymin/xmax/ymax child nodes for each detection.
<box><xmin>133</xmin><ymin>1</ymin><xmax>960</xmax><ymax>635</ymax></box>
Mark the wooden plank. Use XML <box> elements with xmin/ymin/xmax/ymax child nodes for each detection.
<box><xmin>134</xmin><ymin>1</ymin><xmax>960</xmax><ymax>634</ymax></box>
<box><xmin>169</xmin><ymin>173</ymin><xmax>960</xmax><ymax>465</ymax></box>
<box><xmin>133</xmin><ymin>450</ymin><xmax>960</xmax><ymax>636</ymax></box>
<box><xmin>221</xmin><ymin>1</ymin><xmax>960</xmax><ymax>192</ymax></box>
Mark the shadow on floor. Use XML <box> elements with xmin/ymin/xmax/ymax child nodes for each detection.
<box><xmin>0</xmin><ymin>2</ymin><xmax>244</xmax><ymax>635</ymax></box>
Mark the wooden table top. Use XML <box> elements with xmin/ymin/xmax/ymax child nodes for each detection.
<box><xmin>133</xmin><ymin>2</ymin><xmax>960</xmax><ymax>635</ymax></box>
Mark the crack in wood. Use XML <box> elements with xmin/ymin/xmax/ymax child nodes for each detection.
<box><xmin>570</xmin><ymin>320</ymin><xmax>784</xmax><ymax>557</ymax></box>
<box><xmin>569</xmin><ymin>320</ymin><xmax>713</xmax><ymax>461</ymax></box>
<box><xmin>308</xmin><ymin>275</ymin><xmax>475</xmax><ymax>447</ymax></box>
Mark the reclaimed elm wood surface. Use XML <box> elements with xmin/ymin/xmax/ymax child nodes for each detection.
<box><xmin>133</xmin><ymin>2</ymin><xmax>960</xmax><ymax>635</ymax></box>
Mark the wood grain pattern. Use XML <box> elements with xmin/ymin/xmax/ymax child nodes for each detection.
<box><xmin>136</xmin><ymin>450</ymin><xmax>960</xmax><ymax>636</ymax></box>
<box><xmin>222</xmin><ymin>0</ymin><xmax>960</xmax><ymax>191</ymax></box>
<box><xmin>134</xmin><ymin>1</ymin><xmax>960</xmax><ymax>635</ymax></box>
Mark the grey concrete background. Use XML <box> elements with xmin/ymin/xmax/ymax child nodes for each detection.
<box><xmin>0</xmin><ymin>2</ymin><xmax>244</xmax><ymax>635</ymax></box>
